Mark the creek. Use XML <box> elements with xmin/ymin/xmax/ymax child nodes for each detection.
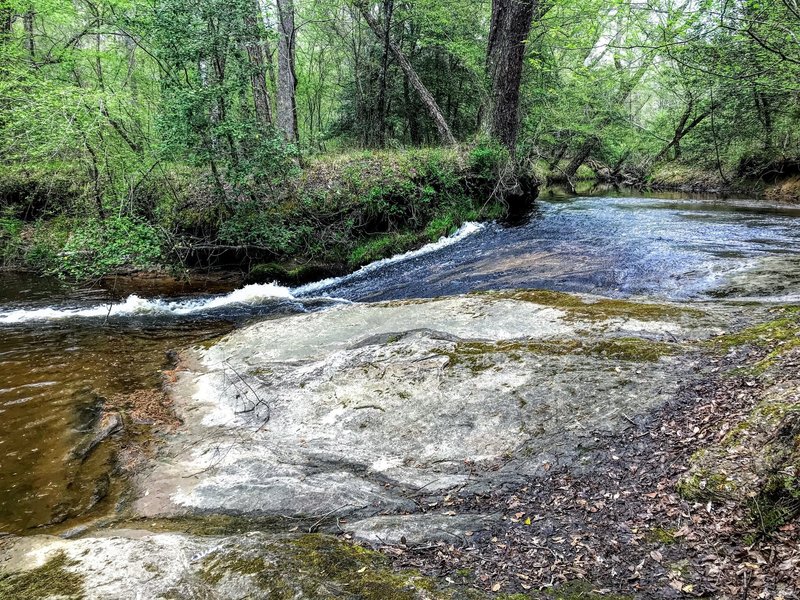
<box><xmin>1</xmin><ymin>191</ymin><xmax>800</xmax><ymax>534</ymax></box>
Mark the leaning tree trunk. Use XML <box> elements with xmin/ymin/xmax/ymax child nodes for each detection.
<box><xmin>562</xmin><ymin>136</ymin><xmax>596</xmax><ymax>182</ymax></box>
<box><xmin>275</xmin><ymin>0</ymin><xmax>298</xmax><ymax>142</ymax></box>
<box><xmin>483</xmin><ymin>0</ymin><xmax>537</xmax><ymax>152</ymax></box>
<box><xmin>354</xmin><ymin>1</ymin><xmax>455</xmax><ymax>146</ymax></box>
<box><xmin>653</xmin><ymin>108</ymin><xmax>710</xmax><ymax>163</ymax></box>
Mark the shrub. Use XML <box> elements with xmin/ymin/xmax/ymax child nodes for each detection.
<box><xmin>0</xmin><ymin>217</ymin><xmax>23</xmax><ymax>265</ymax></box>
<box><xmin>218</xmin><ymin>201</ymin><xmax>309</xmax><ymax>256</ymax></box>
<box><xmin>468</xmin><ymin>139</ymin><xmax>509</xmax><ymax>180</ymax></box>
<box><xmin>56</xmin><ymin>217</ymin><xmax>163</xmax><ymax>279</ymax></box>
<box><xmin>348</xmin><ymin>232</ymin><xmax>420</xmax><ymax>267</ymax></box>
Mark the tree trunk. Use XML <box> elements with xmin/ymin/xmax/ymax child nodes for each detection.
<box><xmin>548</xmin><ymin>140</ymin><xmax>569</xmax><ymax>170</ymax></box>
<box><xmin>23</xmin><ymin>8</ymin><xmax>34</xmax><ymax>57</ymax></box>
<box><xmin>245</xmin><ymin>0</ymin><xmax>273</xmax><ymax>128</ymax></box>
<box><xmin>403</xmin><ymin>74</ymin><xmax>421</xmax><ymax>145</ymax></box>
<box><xmin>562</xmin><ymin>136</ymin><xmax>596</xmax><ymax>181</ymax></box>
<box><xmin>483</xmin><ymin>0</ymin><xmax>537</xmax><ymax>152</ymax></box>
<box><xmin>354</xmin><ymin>1</ymin><xmax>455</xmax><ymax>146</ymax></box>
<box><xmin>257</xmin><ymin>0</ymin><xmax>278</xmax><ymax>101</ymax></box>
<box><xmin>376</xmin><ymin>0</ymin><xmax>393</xmax><ymax>147</ymax></box>
<box><xmin>754</xmin><ymin>90</ymin><xmax>773</xmax><ymax>152</ymax></box>
<box><xmin>653</xmin><ymin>107</ymin><xmax>710</xmax><ymax>163</ymax></box>
<box><xmin>275</xmin><ymin>0</ymin><xmax>298</xmax><ymax>142</ymax></box>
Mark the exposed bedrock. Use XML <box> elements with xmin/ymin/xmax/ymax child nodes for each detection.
<box><xmin>132</xmin><ymin>291</ymin><xmax>733</xmax><ymax>540</ymax></box>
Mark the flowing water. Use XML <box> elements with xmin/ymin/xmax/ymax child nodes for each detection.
<box><xmin>2</xmin><ymin>192</ymin><xmax>800</xmax><ymax>534</ymax></box>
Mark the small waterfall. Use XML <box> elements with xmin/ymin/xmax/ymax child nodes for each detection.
<box><xmin>0</xmin><ymin>222</ymin><xmax>486</xmax><ymax>324</ymax></box>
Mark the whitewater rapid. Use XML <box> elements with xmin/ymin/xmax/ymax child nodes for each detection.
<box><xmin>0</xmin><ymin>222</ymin><xmax>486</xmax><ymax>324</ymax></box>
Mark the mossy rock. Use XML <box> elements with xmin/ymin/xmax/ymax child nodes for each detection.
<box><xmin>479</xmin><ymin>289</ymin><xmax>702</xmax><ymax>322</ymax></box>
<box><xmin>676</xmin><ymin>467</ymin><xmax>737</xmax><ymax>502</ymax></box>
<box><xmin>197</xmin><ymin>534</ymin><xmax>471</xmax><ymax>599</ymax></box>
<box><xmin>711</xmin><ymin>308</ymin><xmax>800</xmax><ymax>353</ymax></box>
<box><xmin>437</xmin><ymin>336</ymin><xmax>681</xmax><ymax>373</ymax></box>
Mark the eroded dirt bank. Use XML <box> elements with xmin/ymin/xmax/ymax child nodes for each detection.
<box><xmin>1</xmin><ymin>292</ymin><xmax>798</xmax><ymax>599</ymax></box>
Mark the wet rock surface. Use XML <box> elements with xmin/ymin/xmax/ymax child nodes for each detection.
<box><xmin>132</xmin><ymin>293</ymin><xmax>724</xmax><ymax>529</ymax></box>
<box><xmin>0</xmin><ymin>530</ymin><xmax>472</xmax><ymax>599</ymax></box>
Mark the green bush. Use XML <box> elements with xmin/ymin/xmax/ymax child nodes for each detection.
<box><xmin>218</xmin><ymin>201</ymin><xmax>309</xmax><ymax>256</ymax></box>
<box><xmin>348</xmin><ymin>232</ymin><xmax>420</xmax><ymax>267</ymax></box>
<box><xmin>425</xmin><ymin>214</ymin><xmax>457</xmax><ymax>241</ymax></box>
<box><xmin>56</xmin><ymin>217</ymin><xmax>163</xmax><ymax>279</ymax></box>
<box><xmin>24</xmin><ymin>218</ymin><xmax>73</xmax><ymax>273</ymax></box>
<box><xmin>0</xmin><ymin>217</ymin><xmax>23</xmax><ymax>265</ymax></box>
<box><xmin>468</xmin><ymin>139</ymin><xmax>509</xmax><ymax>180</ymax></box>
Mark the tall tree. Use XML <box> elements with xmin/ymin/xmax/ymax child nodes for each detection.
<box><xmin>276</xmin><ymin>0</ymin><xmax>298</xmax><ymax>142</ymax></box>
<box><xmin>244</xmin><ymin>0</ymin><xmax>273</xmax><ymax>128</ymax></box>
<box><xmin>483</xmin><ymin>0</ymin><xmax>538</xmax><ymax>151</ymax></box>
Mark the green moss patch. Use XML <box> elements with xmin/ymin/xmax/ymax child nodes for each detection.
<box><xmin>437</xmin><ymin>337</ymin><xmax>681</xmax><ymax>372</ymax></box>
<box><xmin>196</xmin><ymin>534</ymin><xmax>466</xmax><ymax>599</ymax></box>
<box><xmin>545</xmin><ymin>580</ymin><xmax>633</xmax><ymax>599</ymax></box>
<box><xmin>0</xmin><ymin>551</ymin><xmax>84</xmax><ymax>600</ymax></box>
<box><xmin>711</xmin><ymin>308</ymin><xmax>800</xmax><ymax>352</ymax></box>
<box><xmin>480</xmin><ymin>289</ymin><xmax>702</xmax><ymax>322</ymax></box>
<box><xmin>644</xmin><ymin>526</ymin><xmax>679</xmax><ymax>545</ymax></box>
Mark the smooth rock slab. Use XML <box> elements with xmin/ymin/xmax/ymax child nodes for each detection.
<box><xmin>134</xmin><ymin>292</ymin><xmax>719</xmax><ymax>533</ymax></box>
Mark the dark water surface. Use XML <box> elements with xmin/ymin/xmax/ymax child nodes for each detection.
<box><xmin>299</xmin><ymin>195</ymin><xmax>800</xmax><ymax>302</ymax></box>
<box><xmin>2</xmin><ymin>192</ymin><xmax>800</xmax><ymax>533</ymax></box>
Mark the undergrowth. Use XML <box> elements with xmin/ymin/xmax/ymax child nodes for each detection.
<box><xmin>0</xmin><ymin>145</ymin><xmax>516</xmax><ymax>279</ymax></box>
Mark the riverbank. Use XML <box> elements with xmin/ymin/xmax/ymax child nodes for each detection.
<box><xmin>543</xmin><ymin>158</ymin><xmax>800</xmax><ymax>202</ymax></box>
<box><xmin>5</xmin><ymin>148</ymin><xmax>800</xmax><ymax>286</ymax></box>
<box><xmin>0</xmin><ymin>146</ymin><xmax>513</xmax><ymax>282</ymax></box>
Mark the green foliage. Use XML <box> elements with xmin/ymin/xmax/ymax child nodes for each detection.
<box><xmin>425</xmin><ymin>214</ymin><xmax>458</xmax><ymax>241</ymax></box>
<box><xmin>218</xmin><ymin>201</ymin><xmax>308</xmax><ymax>256</ymax></box>
<box><xmin>349</xmin><ymin>232</ymin><xmax>420</xmax><ymax>267</ymax></box>
<box><xmin>23</xmin><ymin>218</ymin><xmax>73</xmax><ymax>273</ymax></box>
<box><xmin>51</xmin><ymin>217</ymin><xmax>163</xmax><ymax>280</ymax></box>
<box><xmin>3</xmin><ymin>0</ymin><xmax>800</xmax><ymax>279</ymax></box>
<box><xmin>468</xmin><ymin>140</ymin><xmax>510</xmax><ymax>180</ymax></box>
<box><xmin>0</xmin><ymin>217</ymin><xmax>23</xmax><ymax>265</ymax></box>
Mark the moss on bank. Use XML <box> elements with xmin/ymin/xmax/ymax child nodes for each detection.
<box><xmin>196</xmin><ymin>534</ymin><xmax>479</xmax><ymax>599</ymax></box>
<box><xmin>678</xmin><ymin>317</ymin><xmax>800</xmax><ymax>541</ymax></box>
<box><xmin>709</xmin><ymin>307</ymin><xmax>800</xmax><ymax>374</ymax></box>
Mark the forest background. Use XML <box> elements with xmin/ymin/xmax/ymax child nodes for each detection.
<box><xmin>1</xmin><ymin>0</ymin><xmax>799</xmax><ymax>280</ymax></box>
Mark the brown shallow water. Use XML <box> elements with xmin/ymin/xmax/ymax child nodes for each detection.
<box><xmin>0</xmin><ymin>275</ymin><xmax>233</xmax><ymax>534</ymax></box>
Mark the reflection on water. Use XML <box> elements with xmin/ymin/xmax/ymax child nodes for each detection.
<box><xmin>0</xmin><ymin>323</ymin><xmax>232</xmax><ymax>534</ymax></box>
<box><xmin>0</xmin><ymin>275</ymin><xmax>235</xmax><ymax>533</ymax></box>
